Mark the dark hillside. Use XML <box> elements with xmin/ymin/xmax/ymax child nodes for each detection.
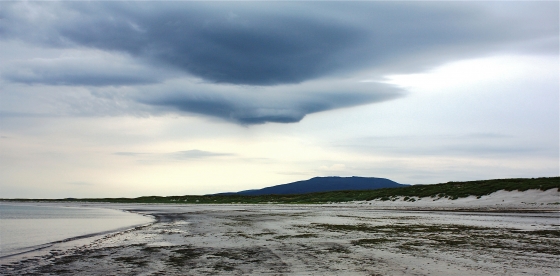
<box><xmin>231</xmin><ymin>176</ymin><xmax>408</xmax><ymax>195</ymax></box>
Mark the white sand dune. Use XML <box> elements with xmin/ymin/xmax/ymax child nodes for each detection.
<box><xmin>341</xmin><ymin>188</ymin><xmax>560</xmax><ymax>210</ymax></box>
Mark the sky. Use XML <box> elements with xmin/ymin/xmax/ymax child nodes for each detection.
<box><xmin>0</xmin><ymin>1</ymin><xmax>558</xmax><ymax>198</ymax></box>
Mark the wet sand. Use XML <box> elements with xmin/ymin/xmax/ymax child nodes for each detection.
<box><xmin>1</xmin><ymin>202</ymin><xmax>558</xmax><ymax>276</ymax></box>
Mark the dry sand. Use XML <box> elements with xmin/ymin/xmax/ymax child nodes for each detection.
<box><xmin>342</xmin><ymin>188</ymin><xmax>560</xmax><ymax>210</ymax></box>
<box><xmin>1</xmin><ymin>189</ymin><xmax>559</xmax><ymax>275</ymax></box>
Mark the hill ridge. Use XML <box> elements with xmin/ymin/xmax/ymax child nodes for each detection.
<box><xmin>222</xmin><ymin>176</ymin><xmax>408</xmax><ymax>196</ymax></box>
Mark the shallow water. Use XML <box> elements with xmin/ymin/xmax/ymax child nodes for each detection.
<box><xmin>0</xmin><ymin>203</ymin><xmax>153</xmax><ymax>257</ymax></box>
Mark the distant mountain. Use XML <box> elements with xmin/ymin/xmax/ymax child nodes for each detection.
<box><xmin>221</xmin><ymin>176</ymin><xmax>408</xmax><ymax>196</ymax></box>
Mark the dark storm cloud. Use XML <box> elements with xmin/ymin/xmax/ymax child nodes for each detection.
<box><xmin>3</xmin><ymin>2</ymin><xmax>557</xmax><ymax>86</ymax></box>
<box><xmin>1</xmin><ymin>2</ymin><xmax>362</xmax><ymax>85</ymax></box>
<box><xmin>137</xmin><ymin>79</ymin><xmax>403</xmax><ymax>124</ymax></box>
<box><xmin>1</xmin><ymin>2</ymin><xmax>557</xmax><ymax>124</ymax></box>
<box><xmin>144</xmin><ymin>93</ymin><xmax>355</xmax><ymax>124</ymax></box>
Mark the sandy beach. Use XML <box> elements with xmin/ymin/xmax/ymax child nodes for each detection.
<box><xmin>1</xmin><ymin>189</ymin><xmax>559</xmax><ymax>276</ymax></box>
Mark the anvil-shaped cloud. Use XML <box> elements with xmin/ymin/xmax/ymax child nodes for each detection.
<box><xmin>1</xmin><ymin>2</ymin><xmax>557</xmax><ymax>124</ymax></box>
<box><xmin>136</xmin><ymin>78</ymin><xmax>402</xmax><ymax>124</ymax></box>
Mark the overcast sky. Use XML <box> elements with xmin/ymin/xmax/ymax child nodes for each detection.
<box><xmin>1</xmin><ymin>1</ymin><xmax>558</xmax><ymax>198</ymax></box>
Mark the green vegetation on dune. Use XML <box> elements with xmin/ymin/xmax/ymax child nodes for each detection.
<box><xmin>2</xmin><ymin>177</ymin><xmax>558</xmax><ymax>204</ymax></box>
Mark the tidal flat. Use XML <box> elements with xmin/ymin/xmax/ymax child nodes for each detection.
<box><xmin>1</xmin><ymin>203</ymin><xmax>558</xmax><ymax>276</ymax></box>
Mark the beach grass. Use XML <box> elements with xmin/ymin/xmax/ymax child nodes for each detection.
<box><xmin>2</xmin><ymin>176</ymin><xmax>558</xmax><ymax>204</ymax></box>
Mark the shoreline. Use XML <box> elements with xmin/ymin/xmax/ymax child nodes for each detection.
<box><xmin>0</xmin><ymin>203</ymin><xmax>156</xmax><ymax>262</ymax></box>
<box><xmin>1</xmin><ymin>203</ymin><xmax>558</xmax><ymax>275</ymax></box>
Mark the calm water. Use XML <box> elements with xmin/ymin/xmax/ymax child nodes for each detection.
<box><xmin>0</xmin><ymin>204</ymin><xmax>153</xmax><ymax>257</ymax></box>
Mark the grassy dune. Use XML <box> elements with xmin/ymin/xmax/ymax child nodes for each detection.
<box><xmin>3</xmin><ymin>177</ymin><xmax>558</xmax><ymax>204</ymax></box>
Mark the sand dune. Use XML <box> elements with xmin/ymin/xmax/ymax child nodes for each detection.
<box><xmin>343</xmin><ymin>188</ymin><xmax>560</xmax><ymax>210</ymax></box>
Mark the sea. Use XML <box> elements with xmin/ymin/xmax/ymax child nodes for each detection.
<box><xmin>0</xmin><ymin>203</ymin><xmax>153</xmax><ymax>258</ymax></box>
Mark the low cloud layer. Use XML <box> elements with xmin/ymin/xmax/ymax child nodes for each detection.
<box><xmin>138</xmin><ymin>79</ymin><xmax>403</xmax><ymax>124</ymax></box>
<box><xmin>337</xmin><ymin>133</ymin><xmax>557</xmax><ymax>158</ymax></box>
<box><xmin>114</xmin><ymin>150</ymin><xmax>232</xmax><ymax>160</ymax></box>
<box><xmin>1</xmin><ymin>2</ymin><xmax>557</xmax><ymax>124</ymax></box>
<box><xmin>3</xmin><ymin>51</ymin><xmax>166</xmax><ymax>86</ymax></box>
